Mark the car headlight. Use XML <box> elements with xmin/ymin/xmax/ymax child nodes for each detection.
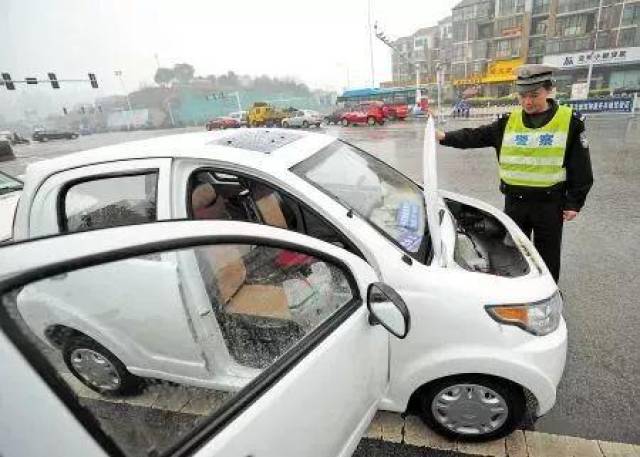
<box><xmin>485</xmin><ymin>291</ymin><xmax>563</xmax><ymax>336</ymax></box>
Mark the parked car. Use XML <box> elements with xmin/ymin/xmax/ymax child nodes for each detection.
<box><xmin>206</xmin><ymin>116</ymin><xmax>241</xmax><ymax>130</ymax></box>
<box><xmin>0</xmin><ymin>137</ymin><xmax>14</xmax><ymax>162</ymax></box>
<box><xmin>6</xmin><ymin>125</ymin><xmax>567</xmax><ymax>444</ymax></box>
<box><xmin>340</xmin><ymin>102</ymin><xmax>385</xmax><ymax>126</ymax></box>
<box><xmin>0</xmin><ymin>130</ymin><xmax>30</xmax><ymax>145</ymax></box>
<box><xmin>32</xmin><ymin>129</ymin><xmax>79</xmax><ymax>142</ymax></box>
<box><xmin>382</xmin><ymin>103</ymin><xmax>409</xmax><ymax>120</ymax></box>
<box><xmin>282</xmin><ymin>109</ymin><xmax>323</xmax><ymax>128</ymax></box>
<box><xmin>324</xmin><ymin>107</ymin><xmax>348</xmax><ymax>125</ymax></box>
<box><xmin>228</xmin><ymin>110</ymin><xmax>248</xmax><ymax>127</ymax></box>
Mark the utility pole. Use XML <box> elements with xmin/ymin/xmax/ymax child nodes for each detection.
<box><xmin>368</xmin><ymin>0</ymin><xmax>376</xmax><ymax>87</ymax></box>
<box><xmin>114</xmin><ymin>70</ymin><xmax>133</xmax><ymax>130</ymax></box>
<box><xmin>586</xmin><ymin>0</ymin><xmax>605</xmax><ymax>93</ymax></box>
<box><xmin>374</xmin><ymin>23</ymin><xmax>422</xmax><ymax>110</ymax></box>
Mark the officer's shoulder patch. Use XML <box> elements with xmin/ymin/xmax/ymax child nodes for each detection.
<box><xmin>497</xmin><ymin>112</ymin><xmax>510</xmax><ymax>120</ymax></box>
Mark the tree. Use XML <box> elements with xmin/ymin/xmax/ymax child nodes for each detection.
<box><xmin>173</xmin><ymin>63</ymin><xmax>195</xmax><ymax>84</ymax></box>
<box><xmin>154</xmin><ymin>67</ymin><xmax>175</xmax><ymax>87</ymax></box>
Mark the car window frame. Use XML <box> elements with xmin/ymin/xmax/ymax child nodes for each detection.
<box><xmin>0</xmin><ymin>228</ymin><xmax>365</xmax><ymax>457</ymax></box>
<box><xmin>185</xmin><ymin>167</ymin><xmax>367</xmax><ymax>260</ymax></box>
<box><xmin>56</xmin><ymin>169</ymin><xmax>160</xmax><ymax>234</ymax></box>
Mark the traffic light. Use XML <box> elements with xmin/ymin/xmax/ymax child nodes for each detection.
<box><xmin>63</xmin><ymin>107</ymin><xmax>68</xmax><ymax>115</ymax></box>
<box><xmin>2</xmin><ymin>73</ymin><xmax>15</xmax><ymax>90</ymax></box>
<box><xmin>88</xmin><ymin>73</ymin><xmax>98</xmax><ymax>89</ymax></box>
<box><xmin>48</xmin><ymin>73</ymin><xmax>60</xmax><ymax>89</ymax></box>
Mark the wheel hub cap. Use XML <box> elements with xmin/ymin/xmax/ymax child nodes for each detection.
<box><xmin>70</xmin><ymin>348</ymin><xmax>121</xmax><ymax>391</ymax></box>
<box><xmin>431</xmin><ymin>384</ymin><xmax>508</xmax><ymax>435</ymax></box>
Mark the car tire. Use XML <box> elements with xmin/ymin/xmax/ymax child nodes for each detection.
<box><xmin>282</xmin><ymin>121</ymin><xmax>289</xmax><ymax>128</ymax></box>
<box><xmin>63</xmin><ymin>335</ymin><xmax>141</xmax><ymax>396</ymax></box>
<box><xmin>367</xmin><ymin>116</ymin><xmax>377</xmax><ymax>126</ymax></box>
<box><xmin>302</xmin><ymin>120</ymin><xmax>309</xmax><ymax>128</ymax></box>
<box><xmin>316</xmin><ymin>123</ymin><xmax>321</xmax><ymax>128</ymax></box>
<box><xmin>206</xmin><ymin>125</ymin><xmax>213</xmax><ymax>131</ymax></box>
<box><xmin>41</xmin><ymin>136</ymin><xmax>49</xmax><ymax>142</ymax></box>
<box><xmin>416</xmin><ymin>375</ymin><xmax>525</xmax><ymax>442</ymax></box>
<box><xmin>71</xmin><ymin>134</ymin><xmax>78</xmax><ymax>139</ymax></box>
<box><xmin>341</xmin><ymin>118</ymin><xmax>349</xmax><ymax>127</ymax></box>
<box><xmin>378</xmin><ymin>119</ymin><xmax>385</xmax><ymax>126</ymax></box>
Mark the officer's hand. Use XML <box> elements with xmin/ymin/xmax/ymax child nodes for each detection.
<box><xmin>563</xmin><ymin>210</ymin><xmax>578</xmax><ymax>222</ymax></box>
<box><xmin>436</xmin><ymin>130</ymin><xmax>445</xmax><ymax>142</ymax></box>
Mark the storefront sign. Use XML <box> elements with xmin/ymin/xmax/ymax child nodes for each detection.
<box><xmin>543</xmin><ymin>47</ymin><xmax>640</xmax><ymax>68</ymax></box>
<box><xmin>560</xmin><ymin>97</ymin><xmax>633</xmax><ymax>113</ymax></box>
<box><xmin>481</xmin><ymin>58</ymin><xmax>523</xmax><ymax>83</ymax></box>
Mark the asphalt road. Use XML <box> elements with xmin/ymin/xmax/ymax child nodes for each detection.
<box><xmin>2</xmin><ymin>117</ymin><xmax>639</xmax><ymax>446</ymax></box>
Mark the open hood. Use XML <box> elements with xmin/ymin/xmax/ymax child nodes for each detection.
<box><xmin>423</xmin><ymin>116</ymin><xmax>444</xmax><ymax>264</ymax></box>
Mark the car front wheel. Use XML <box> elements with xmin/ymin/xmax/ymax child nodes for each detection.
<box><xmin>416</xmin><ymin>375</ymin><xmax>525</xmax><ymax>442</ymax></box>
<box><xmin>367</xmin><ymin>116</ymin><xmax>376</xmax><ymax>126</ymax></box>
<box><xmin>63</xmin><ymin>335</ymin><xmax>141</xmax><ymax>395</ymax></box>
<box><xmin>341</xmin><ymin>118</ymin><xmax>349</xmax><ymax>127</ymax></box>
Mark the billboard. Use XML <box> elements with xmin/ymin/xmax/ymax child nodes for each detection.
<box><xmin>543</xmin><ymin>47</ymin><xmax>640</xmax><ymax>68</ymax></box>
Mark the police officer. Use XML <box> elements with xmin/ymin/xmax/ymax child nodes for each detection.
<box><xmin>436</xmin><ymin>64</ymin><xmax>593</xmax><ymax>282</ymax></box>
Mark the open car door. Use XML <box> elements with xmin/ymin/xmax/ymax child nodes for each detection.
<box><xmin>0</xmin><ymin>221</ymin><xmax>409</xmax><ymax>457</ymax></box>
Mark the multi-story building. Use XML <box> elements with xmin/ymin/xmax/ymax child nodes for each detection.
<box><xmin>542</xmin><ymin>0</ymin><xmax>640</xmax><ymax>94</ymax></box>
<box><xmin>384</xmin><ymin>0</ymin><xmax>640</xmax><ymax>98</ymax></box>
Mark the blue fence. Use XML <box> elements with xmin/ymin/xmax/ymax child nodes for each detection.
<box><xmin>560</xmin><ymin>97</ymin><xmax>635</xmax><ymax>113</ymax></box>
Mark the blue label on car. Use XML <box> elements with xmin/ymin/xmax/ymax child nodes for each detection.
<box><xmin>397</xmin><ymin>201</ymin><xmax>420</xmax><ymax>231</ymax></box>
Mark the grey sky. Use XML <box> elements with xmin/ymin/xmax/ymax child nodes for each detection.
<box><xmin>1</xmin><ymin>0</ymin><xmax>457</xmax><ymax>119</ymax></box>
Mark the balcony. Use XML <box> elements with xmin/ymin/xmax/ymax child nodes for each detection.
<box><xmin>557</xmin><ymin>0</ymin><xmax>599</xmax><ymax>15</ymax></box>
<box><xmin>545</xmin><ymin>35</ymin><xmax>594</xmax><ymax>54</ymax></box>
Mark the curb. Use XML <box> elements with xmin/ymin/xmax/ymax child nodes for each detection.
<box><xmin>366</xmin><ymin>411</ymin><xmax>640</xmax><ymax>457</ymax></box>
<box><xmin>63</xmin><ymin>374</ymin><xmax>639</xmax><ymax>457</ymax></box>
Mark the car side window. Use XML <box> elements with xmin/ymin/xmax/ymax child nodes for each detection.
<box><xmin>196</xmin><ymin>244</ymin><xmax>354</xmax><ymax>369</ymax></box>
<box><xmin>61</xmin><ymin>172</ymin><xmax>158</xmax><ymax>233</ymax></box>
<box><xmin>1</xmin><ymin>241</ymin><xmax>357</xmax><ymax>456</ymax></box>
<box><xmin>188</xmin><ymin>170</ymin><xmax>362</xmax><ymax>256</ymax></box>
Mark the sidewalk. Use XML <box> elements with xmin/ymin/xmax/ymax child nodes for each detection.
<box><xmin>365</xmin><ymin>412</ymin><xmax>640</xmax><ymax>457</ymax></box>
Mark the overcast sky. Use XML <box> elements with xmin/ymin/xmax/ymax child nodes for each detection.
<box><xmin>1</xmin><ymin>0</ymin><xmax>458</xmax><ymax>119</ymax></box>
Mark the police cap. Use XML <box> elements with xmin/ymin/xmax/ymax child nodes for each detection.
<box><xmin>515</xmin><ymin>64</ymin><xmax>556</xmax><ymax>93</ymax></box>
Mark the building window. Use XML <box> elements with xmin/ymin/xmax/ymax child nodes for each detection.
<box><xmin>472</xmin><ymin>61</ymin><xmax>487</xmax><ymax>74</ymax></box>
<box><xmin>556</xmin><ymin>14</ymin><xmax>594</xmax><ymax>37</ymax></box>
<box><xmin>557</xmin><ymin>0</ymin><xmax>599</xmax><ymax>14</ymax></box>
<box><xmin>453</xmin><ymin>23</ymin><xmax>467</xmax><ymax>41</ymax></box>
<box><xmin>529</xmin><ymin>37</ymin><xmax>546</xmax><ymax>55</ymax></box>
<box><xmin>619</xmin><ymin>27</ymin><xmax>639</xmax><ymax>46</ymax></box>
<box><xmin>499</xmin><ymin>0</ymin><xmax>524</xmax><ymax>16</ymax></box>
<box><xmin>414</xmin><ymin>37</ymin><xmax>426</xmax><ymax>50</ymax></box>
<box><xmin>496</xmin><ymin>16</ymin><xmax>519</xmax><ymax>35</ymax></box>
<box><xmin>622</xmin><ymin>4</ymin><xmax>640</xmax><ymax>27</ymax></box>
<box><xmin>472</xmin><ymin>40</ymin><xmax>488</xmax><ymax>59</ymax></box>
<box><xmin>531</xmin><ymin>17</ymin><xmax>549</xmax><ymax>36</ymax></box>
<box><xmin>452</xmin><ymin>63</ymin><xmax>467</xmax><ymax>79</ymax></box>
<box><xmin>478</xmin><ymin>23</ymin><xmax>493</xmax><ymax>39</ymax></box>
<box><xmin>494</xmin><ymin>38</ymin><xmax>521</xmax><ymax>58</ymax></box>
<box><xmin>453</xmin><ymin>43</ymin><xmax>468</xmax><ymax>61</ymax></box>
<box><xmin>533</xmin><ymin>0</ymin><xmax>550</xmax><ymax>15</ymax></box>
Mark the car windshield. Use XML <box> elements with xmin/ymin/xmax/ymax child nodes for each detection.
<box><xmin>0</xmin><ymin>171</ymin><xmax>23</xmax><ymax>195</ymax></box>
<box><xmin>292</xmin><ymin>141</ymin><xmax>427</xmax><ymax>255</ymax></box>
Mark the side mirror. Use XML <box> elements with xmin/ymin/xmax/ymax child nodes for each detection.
<box><xmin>366</xmin><ymin>282</ymin><xmax>411</xmax><ymax>339</ymax></box>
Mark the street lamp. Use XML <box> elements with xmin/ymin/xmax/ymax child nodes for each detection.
<box><xmin>374</xmin><ymin>23</ymin><xmax>421</xmax><ymax>110</ymax></box>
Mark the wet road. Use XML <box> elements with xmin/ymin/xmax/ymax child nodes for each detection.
<box><xmin>2</xmin><ymin>117</ymin><xmax>639</xmax><ymax>445</ymax></box>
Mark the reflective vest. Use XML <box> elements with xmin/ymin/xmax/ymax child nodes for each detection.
<box><xmin>499</xmin><ymin>105</ymin><xmax>572</xmax><ymax>188</ymax></box>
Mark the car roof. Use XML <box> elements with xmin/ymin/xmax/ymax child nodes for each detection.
<box><xmin>23</xmin><ymin>129</ymin><xmax>335</xmax><ymax>186</ymax></box>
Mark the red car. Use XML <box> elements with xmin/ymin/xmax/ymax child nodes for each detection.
<box><xmin>206</xmin><ymin>117</ymin><xmax>241</xmax><ymax>130</ymax></box>
<box><xmin>382</xmin><ymin>103</ymin><xmax>409</xmax><ymax>120</ymax></box>
<box><xmin>340</xmin><ymin>103</ymin><xmax>385</xmax><ymax>126</ymax></box>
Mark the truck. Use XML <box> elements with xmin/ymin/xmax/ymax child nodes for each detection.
<box><xmin>247</xmin><ymin>102</ymin><xmax>288</xmax><ymax>127</ymax></box>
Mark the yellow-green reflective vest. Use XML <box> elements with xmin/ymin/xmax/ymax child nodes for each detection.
<box><xmin>499</xmin><ymin>105</ymin><xmax>572</xmax><ymax>188</ymax></box>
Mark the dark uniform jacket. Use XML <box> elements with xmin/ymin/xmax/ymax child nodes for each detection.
<box><xmin>440</xmin><ymin>100</ymin><xmax>594</xmax><ymax>211</ymax></box>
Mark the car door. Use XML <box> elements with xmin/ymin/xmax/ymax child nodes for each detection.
<box><xmin>0</xmin><ymin>220</ymin><xmax>404</xmax><ymax>457</ymax></box>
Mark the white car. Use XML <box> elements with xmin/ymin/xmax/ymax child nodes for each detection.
<box><xmin>228</xmin><ymin>110</ymin><xmax>248</xmax><ymax>127</ymax></box>
<box><xmin>2</xmin><ymin>122</ymin><xmax>566</xmax><ymax>450</ymax></box>
<box><xmin>282</xmin><ymin>109</ymin><xmax>323</xmax><ymax>128</ymax></box>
